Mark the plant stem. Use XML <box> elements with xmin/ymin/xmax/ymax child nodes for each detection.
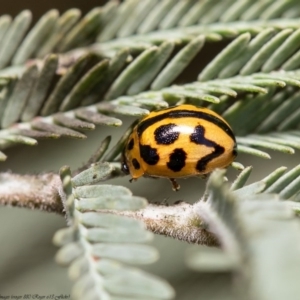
<box><xmin>0</xmin><ymin>172</ymin><xmax>218</xmax><ymax>246</ymax></box>
<box><xmin>0</xmin><ymin>172</ymin><xmax>64</xmax><ymax>213</ymax></box>
<box><xmin>100</xmin><ymin>203</ymin><xmax>219</xmax><ymax>246</ymax></box>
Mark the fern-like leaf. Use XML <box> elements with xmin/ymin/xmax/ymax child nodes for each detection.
<box><xmin>190</xmin><ymin>167</ymin><xmax>300</xmax><ymax>299</ymax></box>
<box><xmin>0</xmin><ymin>2</ymin><xmax>299</xmax><ymax>165</ymax></box>
<box><xmin>54</xmin><ymin>164</ymin><xmax>174</xmax><ymax>300</ymax></box>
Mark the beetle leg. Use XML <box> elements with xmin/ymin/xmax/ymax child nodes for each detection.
<box><xmin>169</xmin><ymin>178</ymin><xmax>180</xmax><ymax>191</ymax></box>
<box><xmin>198</xmin><ymin>173</ymin><xmax>209</xmax><ymax>179</ymax></box>
<box><xmin>129</xmin><ymin>178</ymin><xmax>137</xmax><ymax>183</ymax></box>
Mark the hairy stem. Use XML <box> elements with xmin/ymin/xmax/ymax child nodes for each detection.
<box><xmin>0</xmin><ymin>172</ymin><xmax>218</xmax><ymax>246</ymax></box>
<box><xmin>0</xmin><ymin>172</ymin><xmax>64</xmax><ymax>213</ymax></box>
<box><xmin>100</xmin><ymin>203</ymin><xmax>219</xmax><ymax>246</ymax></box>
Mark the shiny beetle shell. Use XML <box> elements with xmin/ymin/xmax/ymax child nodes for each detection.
<box><xmin>122</xmin><ymin>104</ymin><xmax>237</xmax><ymax>188</ymax></box>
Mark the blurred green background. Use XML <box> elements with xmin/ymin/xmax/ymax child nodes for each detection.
<box><xmin>0</xmin><ymin>1</ymin><xmax>299</xmax><ymax>299</ymax></box>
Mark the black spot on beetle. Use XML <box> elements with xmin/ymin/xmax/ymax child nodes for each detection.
<box><xmin>189</xmin><ymin>125</ymin><xmax>227</xmax><ymax>172</ymax></box>
<box><xmin>127</xmin><ymin>138</ymin><xmax>134</xmax><ymax>150</ymax></box>
<box><xmin>132</xmin><ymin>158</ymin><xmax>141</xmax><ymax>170</ymax></box>
<box><xmin>154</xmin><ymin>123</ymin><xmax>179</xmax><ymax>145</ymax></box>
<box><xmin>196</xmin><ymin>145</ymin><xmax>225</xmax><ymax>172</ymax></box>
<box><xmin>140</xmin><ymin>144</ymin><xmax>159</xmax><ymax>165</ymax></box>
<box><xmin>93</xmin><ymin>174</ymin><xmax>97</xmax><ymax>179</ymax></box>
<box><xmin>190</xmin><ymin>125</ymin><xmax>215</xmax><ymax>147</ymax></box>
<box><xmin>167</xmin><ymin>148</ymin><xmax>187</xmax><ymax>172</ymax></box>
